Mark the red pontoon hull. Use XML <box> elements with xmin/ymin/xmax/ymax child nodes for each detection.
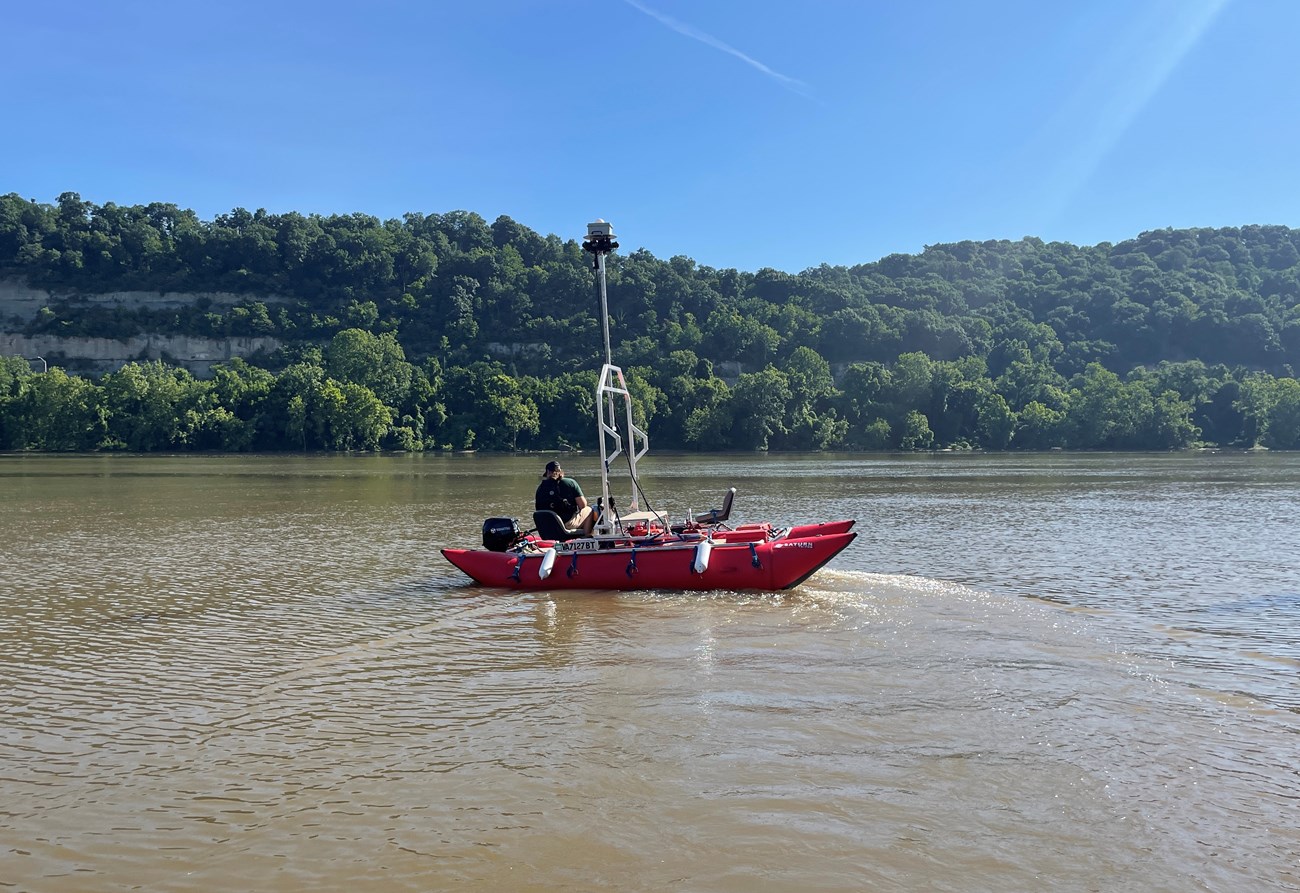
<box><xmin>716</xmin><ymin>519</ymin><xmax>856</xmax><ymax>542</ymax></box>
<box><xmin>441</xmin><ymin>528</ymin><xmax>856</xmax><ymax>592</ymax></box>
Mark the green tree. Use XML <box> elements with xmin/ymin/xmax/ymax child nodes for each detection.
<box><xmin>1235</xmin><ymin>373</ymin><xmax>1278</xmax><ymax>446</ymax></box>
<box><xmin>524</xmin><ymin>370</ymin><xmax>597</xmax><ymax>450</ymax></box>
<box><xmin>0</xmin><ymin>356</ymin><xmax>34</xmax><ymax>448</ymax></box>
<box><xmin>198</xmin><ymin>357</ymin><xmax>276</xmax><ymax>450</ymax></box>
<box><xmin>444</xmin><ymin>361</ymin><xmax>539</xmax><ymax>450</ymax></box>
<box><xmin>975</xmin><ymin>392</ymin><xmax>1017</xmax><ymax>449</ymax></box>
<box><xmin>1143</xmin><ymin>390</ymin><xmax>1200</xmax><ymax>450</ymax></box>
<box><xmin>10</xmin><ymin>368</ymin><xmax>106</xmax><ymax>450</ymax></box>
<box><xmin>888</xmin><ymin>352</ymin><xmax>935</xmax><ymax>414</ymax></box>
<box><xmin>680</xmin><ymin>377</ymin><xmax>734</xmax><ymax>450</ymax></box>
<box><xmin>272</xmin><ymin>362</ymin><xmax>332</xmax><ymax>449</ymax></box>
<box><xmin>1066</xmin><ymin>364</ymin><xmax>1137</xmax><ymax>449</ymax></box>
<box><xmin>101</xmin><ymin>361</ymin><xmax>206</xmax><ymax>451</ymax></box>
<box><xmin>324</xmin><ymin>328</ymin><xmax>413</xmax><ymax>408</ymax></box>
<box><xmin>779</xmin><ymin>346</ymin><xmax>839</xmax><ymax>449</ymax></box>
<box><xmin>1014</xmin><ymin>401</ymin><xmax>1067</xmax><ymax>450</ymax></box>
<box><xmin>729</xmin><ymin>366</ymin><xmax>791</xmax><ymax>450</ymax></box>
<box><xmin>899</xmin><ymin>411</ymin><xmax>934</xmax><ymax>450</ymax></box>
<box><xmin>324</xmin><ymin>382</ymin><xmax>392</xmax><ymax>450</ymax></box>
<box><xmin>1263</xmin><ymin>378</ymin><xmax>1300</xmax><ymax>449</ymax></box>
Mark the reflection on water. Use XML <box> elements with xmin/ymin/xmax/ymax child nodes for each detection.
<box><xmin>1</xmin><ymin>452</ymin><xmax>1298</xmax><ymax>892</ymax></box>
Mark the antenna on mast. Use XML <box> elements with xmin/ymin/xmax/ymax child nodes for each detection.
<box><xmin>582</xmin><ymin>219</ymin><xmax>618</xmax><ymax>367</ymax></box>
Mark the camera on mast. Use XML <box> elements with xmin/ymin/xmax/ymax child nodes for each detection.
<box><xmin>582</xmin><ymin>219</ymin><xmax>618</xmax><ymax>255</ymax></box>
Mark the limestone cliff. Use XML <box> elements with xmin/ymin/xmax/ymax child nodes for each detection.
<box><xmin>0</xmin><ymin>278</ymin><xmax>283</xmax><ymax>375</ymax></box>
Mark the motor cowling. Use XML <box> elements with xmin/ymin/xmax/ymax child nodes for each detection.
<box><xmin>482</xmin><ymin>517</ymin><xmax>522</xmax><ymax>552</ymax></box>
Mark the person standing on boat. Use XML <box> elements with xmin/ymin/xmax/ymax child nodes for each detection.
<box><xmin>535</xmin><ymin>460</ymin><xmax>596</xmax><ymax>535</ymax></box>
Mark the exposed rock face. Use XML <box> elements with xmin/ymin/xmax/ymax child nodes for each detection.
<box><xmin>0</xmin><ymin>333</ymin><xmax>282</xmax><ymax>376</ymax></box>
<box><xmin>0</xmin><ymin>279</ymin><xmax>284</xmax><ymax>376</ymax></box>
<box><xmin>0</xmin><ymin>280</ymin><xmax>54</xmax><ymax>321</ymax></box>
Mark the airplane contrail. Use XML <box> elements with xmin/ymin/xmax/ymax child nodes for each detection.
<box><xmin>623</xmin><ymin>0</ymin><xmax>812</xmax><ymax>97</ymax></box>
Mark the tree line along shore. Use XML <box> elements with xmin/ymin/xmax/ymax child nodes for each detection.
<box><xmin>1</xmin><ymin>192</ymin><xmax>1298</xmax><ymax>452</ymax></box>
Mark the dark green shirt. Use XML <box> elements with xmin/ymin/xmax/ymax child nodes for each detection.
<box><xmin>535</xmin><ymin>476</ymin><xmax>585</xmax><ymax>523</ymax></box>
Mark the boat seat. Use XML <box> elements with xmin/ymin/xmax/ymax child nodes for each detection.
<box><xmin>694</xmin><ymin>487</ymin><xmax>736</xmax><ymax>524</ymax></box>
<box><xmin>533</xmin><ymin>510</ymin><xmax>586</xmax><ymax>542</ymax></box>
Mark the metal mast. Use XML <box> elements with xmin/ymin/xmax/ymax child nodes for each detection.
<box><xmin>582</xmin><ymin>220</ymin><xmax>649</xmax><ymax>534</ymax></box>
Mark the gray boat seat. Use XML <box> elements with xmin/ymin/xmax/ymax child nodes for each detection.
<box><xmin>533</xmin><ymin>510</ymin><xmax>585</xmax><ymax>542</ymax></box>
<box><xmin>694</xmin><ymin>487</ymin><xmax>736</xmax><ymax>524</ymax></box>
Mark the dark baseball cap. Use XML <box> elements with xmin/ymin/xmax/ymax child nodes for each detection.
<box><xmin>545</xmin><ymin>461</ymin><xmax>561</xmax><ymax>473</ymax></box>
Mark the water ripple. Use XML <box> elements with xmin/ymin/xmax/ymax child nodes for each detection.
<box><xmin>3</xmin><ymin>454</ymin><xmax>1300</xmax><ymax>892</ymax></box>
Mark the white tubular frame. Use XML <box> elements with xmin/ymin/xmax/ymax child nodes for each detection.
<box><xmin>595</xmin><ymin>362</ymin><xmax>649</xmax><ymax>534</ymax></box>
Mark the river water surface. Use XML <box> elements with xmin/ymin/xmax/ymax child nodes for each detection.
<box><xmin>2</xmin><ymin>452</ymin><xmax>1298</xmax><ymax>892</ymax></box>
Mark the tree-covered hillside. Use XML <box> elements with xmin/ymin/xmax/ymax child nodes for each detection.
<box><xmin>2</xmin><ymin>192</ymin><xmax>1299</xmax><ymax>452</ymax></box>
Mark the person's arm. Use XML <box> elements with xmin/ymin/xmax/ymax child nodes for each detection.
<box><xmin>566</xmin><ymin>478</ymin><xmax>587</xmax><ymax>512</ymax></box>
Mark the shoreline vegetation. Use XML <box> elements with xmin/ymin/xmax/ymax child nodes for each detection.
<box><xmin>2</xmin><ymin>192</ymin><xmax>1299</xmax><ymax>453</ymax></box>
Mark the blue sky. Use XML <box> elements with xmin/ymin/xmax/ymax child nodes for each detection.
<box><xmin>4</xmin><ymin>0</ymin><xmax>1297</xmax><ymax>273</ymax></box>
